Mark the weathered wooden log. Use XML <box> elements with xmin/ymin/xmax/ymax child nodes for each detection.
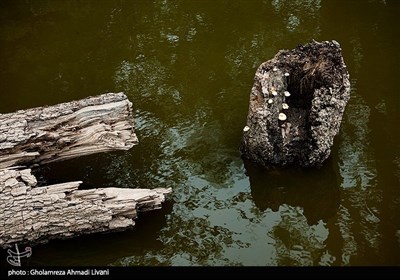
<box><xmin>0</xmin><ymin>92</ymin><xmax>138</xmax><ymax>169</ymax></box>
<box><xmin>0</xmin><ymin>93</ymin><xmax>172</xmax><ymax>248</ymax></box>
<box><xmin>240</xmin><ymin>40</ymin><xmax>350</xmax><ymax>167</ymax></box>
<box><xmin>0</xmin><ymin>168</ymin><xmax>171</xmax><ymax>248</ymax></box>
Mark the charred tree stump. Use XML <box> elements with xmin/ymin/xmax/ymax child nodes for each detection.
<box><xmin>0</xmin><ymin>168</ymin><xmax>171</xmax><ymax>248</ymax></box>
<box><xmin>240</xmin><ymin>40</ymin><xmax>351</xmax><ymax>167</ymax></box>
<box><xmin>0</xmin><ymin>92</ymin><xmax>138</xmax><ymax>169</ymax></box>
<box><xmin>0</xmin><ymin>93</ymin><xmax>171</xmax><ymax>248</ymax></box>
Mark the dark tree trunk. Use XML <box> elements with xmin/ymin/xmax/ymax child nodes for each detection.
<box><xmin>240</xmin><ymin>40</ymin><xmax>351</xmax><ymax>167</ymax></box>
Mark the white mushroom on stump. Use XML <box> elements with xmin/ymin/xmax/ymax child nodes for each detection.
<box><xmin>284</xmin><ymin>72</ymin><xmax>290</xmax><ymax>84</ymax></box>
<box><xmin>283</xmin><ymin>90</ymin><xmax>290</xmax><ymax>104</ymax></box>
<box><xmin>261</xmin><ymin>86</ymin><xmax>268</xmax><ymax>96</ymax></box>
<box><xmin>278</xmin><ymin>113</ymin><xmax>287</xmax><ymax>121</ymax></box>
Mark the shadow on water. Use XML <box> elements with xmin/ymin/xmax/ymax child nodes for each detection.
<box><xmin>244</xmin><ymin>158</ymin><xmax>340</xmax><ymax>225</ymax></box>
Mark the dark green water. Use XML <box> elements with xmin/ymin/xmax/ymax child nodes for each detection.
<box><xmin>1</xmin><ymin>0</ymin><xmax>399</xmax><ymax>266</ymax></box>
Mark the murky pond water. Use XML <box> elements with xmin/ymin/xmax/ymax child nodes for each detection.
<box><xmin>1</xmin><ymin>0</ymin><xmax>399</xmax><ymax>266</ymax></box>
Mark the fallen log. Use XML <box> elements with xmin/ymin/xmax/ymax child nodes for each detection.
<box><xmin>0</xmin><ymin>93</ymin><xmax>171</xmax><ymax>249</ymax></box>
<box><xmin>0</xmin><ymin>168</ymin><xmax>171</xmax><ymax>248</ymax></box>
<box><xmin>240</xmin><ymin>40</ymin><xmax>351</xmax><ymax>167</ymax></box>
<box><xmin>0</xmin><ymin>92</ymin><xmax>138</xmax><ymax>169</ymax></box>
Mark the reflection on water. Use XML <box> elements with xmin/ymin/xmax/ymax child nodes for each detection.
<box><xmin>337</xmin><ymin>86</ymin><xmax>382</xmax><ymax>263</ymax></box>
<box><xmin>273</xmin><ymin>205</ymin><xmax>329</xmax><ymax>266</ymax></box>
<box><xmin>244</xmin><ymin>159</ymin><xmax>338</xmax><ymax>265</ymax></box>
<box><xmin>339</xmin><ymin>90</ymin><xmax>377</xmax><ymax>190</ymax></box>
<box><xmin>1</xmin><ymin>0</ymin><xmax>400</xmax><ymax>266</ymax></box>
<box><xmin>244</xmin><ymin>159</ymin><xmax>340</xmax><ymax>225</ymax></box>
<box><xmin>271</xmin><ymin>0</ymin><xmax>321</xmax><ymax>36</ymax></box>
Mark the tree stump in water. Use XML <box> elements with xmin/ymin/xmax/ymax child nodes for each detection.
<box><xmin>240</xmin><ymin>40</ymin><xmax>351</xmax><ymax>167</ymax></box>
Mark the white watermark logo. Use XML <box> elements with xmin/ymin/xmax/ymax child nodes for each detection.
<box><xmin>6</xmin><ymin>244</ymin><xmax>32</xmax><ymax>266</ymax></box>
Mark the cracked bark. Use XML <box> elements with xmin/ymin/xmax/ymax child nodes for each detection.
<box><xmin>240</xmin><ymin>40</ymin><xmax>351</xmax><ymax>167</ymax></box>
<box><xmin>0</xmin><ymin>168</ymin><xmax>171</xmax><ymax>248</ymax></box>
<box><xmin>0</xmin><ymin>92</ymin><xmax>171</xmax><ymax>248</ymax></box>
<box><xmin>0</xmin><ymin>92</ymin><xmax>138</xmax><ymax>169</ymax></box>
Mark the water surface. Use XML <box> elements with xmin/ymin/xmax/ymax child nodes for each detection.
<box><xmin>0</xmin><ymin>0</ymin><xmax>399</xmax><ymax>266</ymax></box>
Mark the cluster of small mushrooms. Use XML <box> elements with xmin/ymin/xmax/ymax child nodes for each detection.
<box><xmin>243</xmin><ymin>67</ymin><xmax>291</xmax><ymax>134</ymax></box>
<box><xmin>269</xmin><ymin>67</ymin><xmax>290</xmax><ymax>122</ymax></box>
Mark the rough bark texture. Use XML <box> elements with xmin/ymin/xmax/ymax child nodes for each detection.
<box><xmin>0</xmin><ymin>92</ymin><xmax>138</xmax><ymax>169</ymax></box>
<box><xmin>0</xmin><ymin>93</ymin><xmax>171</xmax><ymax>249</ymax></box>
<box><xmin>240</xmin><ymin>40</ymin><xmax>351</xmax><ymax>167</ymax></box>
<box><xmin>0</xmin><ymin>168</ymin><xmax>171</xmax><ymax>248</ymax></box>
